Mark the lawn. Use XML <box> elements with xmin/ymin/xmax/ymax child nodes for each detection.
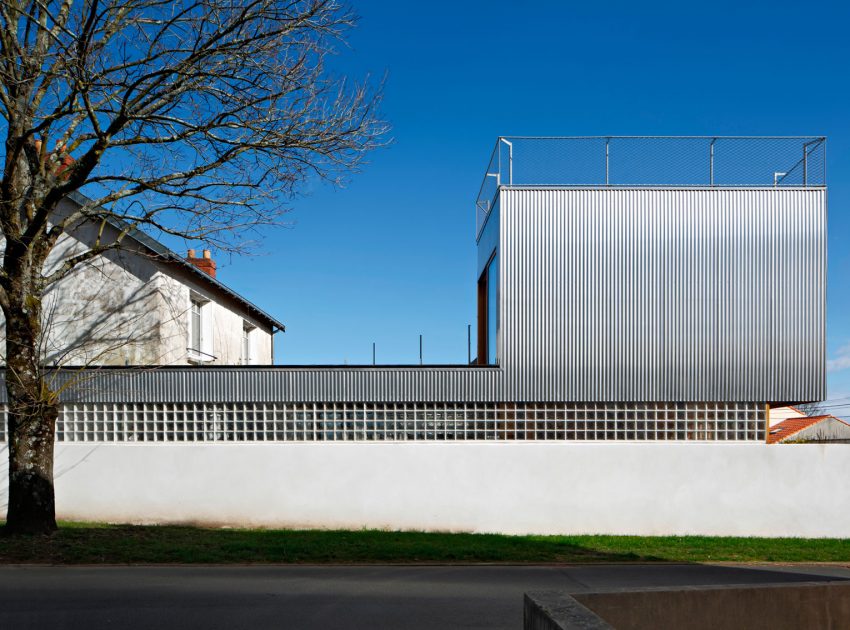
<box><xmin>1</xmin><ymin>523</ymin><xmax>849</xmax><ymax>564</ymax></box>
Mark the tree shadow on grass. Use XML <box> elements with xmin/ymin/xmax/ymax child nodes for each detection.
<box><xmin>3</xmin><ymin>525</ymin><xmax>848</xmax><ymax>566</ymax></box>
<box><xmin>0</xmin><ymin>524</ymin><xmax>662</xmax><ymax>565</ymax></box>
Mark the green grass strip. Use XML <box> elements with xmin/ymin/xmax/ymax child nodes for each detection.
<box><xmin>1</xmin><ymin>522</ymin><xmax>848</xmax><ymax>564</ymax></box>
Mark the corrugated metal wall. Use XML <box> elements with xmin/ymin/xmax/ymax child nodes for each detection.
<box><xmin>499</xmin><ymin>188</ymin><xmax>826</xmax><ymax>402</ymax></box>
<box><xmin>5</xmin><ymin>367</ymin><xmax>502</xmax><ymax>403</ymax></box>
<box><xmin>0</xmin><ymin>188</ymin><xmax>823</xmax><ymax>405</ymax></box>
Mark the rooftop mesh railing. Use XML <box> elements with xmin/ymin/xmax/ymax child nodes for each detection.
<box><xmin>476</xmin><ymin>136</ymin><xmax>826</xmax><ymax>238</ymax></box>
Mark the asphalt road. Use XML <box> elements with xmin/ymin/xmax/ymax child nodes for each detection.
<box><xmin>1</xmin><ymin>563</ymin><xmax>848</xmax><ymax>629</ymax></box>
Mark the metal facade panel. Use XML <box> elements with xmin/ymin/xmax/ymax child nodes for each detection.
<box><xmin>15</xmin><ymin>367</ymin><xmax>503</xmax><ymax>404</ymax></box>
<box><xmin>0</xmin><ymin>188</ymin><xmax>822</xmax><ymax>406</ymax></box>
<box><xmin>499</xmin><ymin>188</ymin><xmax>826</xmax><ymax>402</ymax></box>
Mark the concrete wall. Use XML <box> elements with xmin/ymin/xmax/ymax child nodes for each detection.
<box><xmin>526</xmin><ymin>583</ymin><xmax>850</xmax><ymax>630</ymax></box>
<box><xmin>573</xmin><ymin>583</ymin><xmax>850</xmax><ymax>630</ymax></box>
<box><xmin>2</xmin><ymin>443</ymin><xmax>847</xmax><ymax>536</ymax></box>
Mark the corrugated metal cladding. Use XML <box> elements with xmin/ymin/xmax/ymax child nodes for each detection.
<box><xmin>0</xmin><ymin>188</ymin><xmax>823</xmax><ymax>405</ymax></box>
<box><xmin>4</xmin><ymin>367</ymin><xmax>502</xmax><ymax>404</ymax></box>
<box><xmin>499</xmin><ymin>188</ymin><xmax>826</xmax><ymax>402</ymax></box>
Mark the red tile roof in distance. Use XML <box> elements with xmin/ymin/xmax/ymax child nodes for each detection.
<box><xmin>767</xmin><ymin>415</ymin><xmax>844</xmax><ymax>444</ymax></box>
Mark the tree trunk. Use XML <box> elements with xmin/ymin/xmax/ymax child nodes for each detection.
<box><xmin>4</xmin><ymin>290</ymin><xmax>57</xmax><ymax>535</ymax></box>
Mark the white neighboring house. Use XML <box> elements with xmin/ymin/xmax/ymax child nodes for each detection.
<box><xmin>768</xmin><ymin>405</ymin><xmax>808</xmax><ymax>426</ymax></box>
<box><xmin>0</xmin><ymin>192</ymin><xmax>284</xmax><ymax>366</ymax></box>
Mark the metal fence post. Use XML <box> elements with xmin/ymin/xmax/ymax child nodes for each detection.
<box><xmin>475</xmin><ymin>136</ymin><xmax>825</xmax><ymax>218</ymax></box>
<box><xmin>803</xmin><ymin>143</ymin><xmax>808</xmax><ymax>187</ymax></box>
<box><xmin>710</xmin><ymin>138</ymin><xmax>716</xmax><ymax>186</ymax></box>
<box><xmin>823</xmin><ymin>138</ymin><xmax>827</xmax><ymax>187</ymax></box>
<box><xmin>500</xmin><ymin>138</ymin><xmax>513</xmax><ymax>186</ymax></box>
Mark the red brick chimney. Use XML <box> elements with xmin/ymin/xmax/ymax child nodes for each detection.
<box><xmin>186</xmin><ymin>248</ymin><xmax>217</xmax><ymax>278</ymax></box>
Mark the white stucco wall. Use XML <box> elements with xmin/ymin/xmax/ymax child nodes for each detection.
<box><xmin>1</xmin><ymin>443</ymin><xmax>846</xmax><ymax>537</ymax></box>
<box><xmin>0</xmin><ymin>227</ymin><xmax>168</xmax><ymax>365</ymax></box>
<box><xmin>769</xmin><ymin>406</ymin><xmax>807</xmax><ymax>427</ymax></box>
<box><xmin>0</xmin><ymin>203</ymin><xmax>275</xmax><ymax>365</ymax></box>
<box><xmin>155</xmin><ymin>267</ymin><xmax>274</xmax><ymax>365</ymax></box>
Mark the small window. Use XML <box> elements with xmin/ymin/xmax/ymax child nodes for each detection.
<box><xmin>241</xmin><ymin>322</ymin><xmax>256</xmax><ymax>365</ymax></box>
<box><xmin>188</xmin><ymin>294</ymin><xmax>212</xmax><ymax>361</ymax></box>
<box><xmin>190</xmin><ymin>299</ymin><xmax>202</xmax><ymax>353</ymax></box>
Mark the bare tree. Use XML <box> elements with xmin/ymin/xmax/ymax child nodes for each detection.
<box><xmin>0</xmin><ymin>0</ymin><xmax>386</xmax><ymax>534</ymax></box>
<box><xmin>795</xmin><ymin>402</ymin><xmax>826</xmax><ymax>417</ymax></box>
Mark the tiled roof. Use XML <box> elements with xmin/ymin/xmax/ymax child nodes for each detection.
<box><xmin>767</xmin><ymin>415</ymin><xmax>845</xmax><ymax>444</ymax></box>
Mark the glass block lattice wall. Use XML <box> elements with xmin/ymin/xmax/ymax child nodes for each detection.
<box><xmin>0</xmin><ymin>401</ymin><xmax>766</xmax><ymax>442</ymax></box>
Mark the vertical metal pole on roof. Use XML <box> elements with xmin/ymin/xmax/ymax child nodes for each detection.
<box><xmin>803</xmin><ymin>142</ymin><xmax>808</xmax><ymax>188</ymax></box>
<box><xmin>467</xmin><ymin>324</ymin><xmax>471</xmax><ymax>364</ymax></box>
<box><xmin>605</xmin><ymin>138</ymin><xmax>610</xmax><ymax>186</ymax></box>
<box><xmin>490</xmin><ymin>138</ymin><xmax>501</xmax><ymax>189</ymax></box>
<box><xmin>419</xmin><ymin>335</ymin><xmax>423</xmax><ymax>365</ymax></box>
<box><xmin>709</xmin><ymin>138</ymin><xmax>716</xmax><ymax>186</ymax></box>
<box><xmin>372</xmin><ymin>342</ymin><xmax>376</xmax><ymax>366</ymax></box>
<box><xmin>500</xmin><ymin>138</ymin><xmax>513</xmax><ymax>186</ymax></box>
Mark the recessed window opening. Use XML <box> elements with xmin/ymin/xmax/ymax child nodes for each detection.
<box><xmin>190</xmin><ymin>300</ymin><xmax>202</xmax><ymax>353</ymax></box>
<box><xmin>188</xmin><ymin>293</ymin><xmax>212</xmax><ymax>361</ymax></box>
<box><xmin>477</xmin><ymin>250</ymin><xmax>499</xmax><ymax>365</ymax></box>
<box><xmin>486</xmin><ymin>252</ymin><xmax>499</xmax><ymax>365</ymax></box>
<box><xmin>241</xmin><ymin>321</ymin><xmax>256</xmax><ymax>365</ymax></box>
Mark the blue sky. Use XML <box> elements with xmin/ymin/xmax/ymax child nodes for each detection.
<box><xmin>213</xmin><ymin>1</ymin><xmax>849</xmax><ymax>407</ymax></box>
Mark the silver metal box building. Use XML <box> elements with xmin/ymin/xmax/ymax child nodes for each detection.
<box><xmin>474</xmin><ymin>137</ymin><xmax>826</xmax><ymax>407</ymax></box>
<box><xmin>0</xmin><ymin>136</ymin><xmax>827</xmax><ymax>443</ymax></box>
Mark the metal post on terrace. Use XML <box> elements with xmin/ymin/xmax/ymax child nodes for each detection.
<box><xmin>475</xmin><ymin>136</ymin><xmax>827</xmax><ymax>238</ymax></box>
